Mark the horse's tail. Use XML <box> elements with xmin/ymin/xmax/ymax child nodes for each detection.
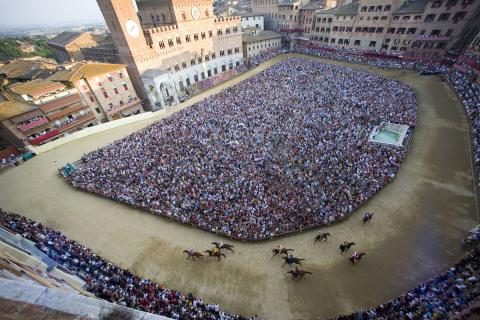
<box><xmin>305</xmin><ymin>271</ymin><xmax>312</xmax><ymax>274</ymax></box>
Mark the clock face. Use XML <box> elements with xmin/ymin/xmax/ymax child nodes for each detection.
<box><xmin>126</xmin><ymin>19</ymin><xmax>140</xmax><ymax>38</ymax></box>
<box><xmin>191</xmin><ymin>7</ymin><xmax>200</xmax><ymax>20</ymax></box>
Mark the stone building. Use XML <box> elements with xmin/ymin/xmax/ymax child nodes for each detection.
<box><xmin>251</xmin><ymin>0</ymin><xmax>336</xmax><ymax>43</ymax></box>
<box><xmin>308</xmin><ymin>0</ymin><xmax>480</xmax><ymax>57</ymax></box>
<box><xmin>96</xmin><ymin>0</ymin><xmax>243</xmax><ymax>110</ymax></box>
<box><xmin>47</xmin><ymin>32</ymin><xmax>106</xmax><ymax>63</ymax></box>
<box><xmin>48</xmin><ymin>63</ymin><xmax>144</xmax><ymax>122</ymax></box>
<box><xmin>241</xmin><ymin>12</ymin><xmax>265</xmax><ymax>30</ymax></box>
<box><xmin>242</xmin><ymin>28</ymin><xmax>282</xmax><ymax>58</ymax></box>
<box><xmin>0</xmin><ymin>80</ymin><xmax>97</xmax><ymax>147</ymax></box>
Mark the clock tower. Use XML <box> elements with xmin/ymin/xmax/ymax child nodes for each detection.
<box><xmin>96</xmin><ymin>0</ymin><xmax>153</xmax><ymax>107</ymax></box>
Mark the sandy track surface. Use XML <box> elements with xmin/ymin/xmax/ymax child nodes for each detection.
<box><xmin>0</xmin><ymin>54</ymin><xmax>477</xmax><ymax>319</ymax></box>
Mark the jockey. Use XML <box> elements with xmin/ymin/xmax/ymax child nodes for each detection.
<box><xmin>212</xmin><ymin>246</ymin><xmax>220</xmax><ymax>254</ymax></box>
<box><xmin>276</xmin><ymin>244</ymin><xmax>284</xmax><ymax>251</ymax></box>
<box><xmin>218</xmin><ymin>240</ymin><xmax>224</xmax><ymax>248</ymax></box>
<box><xmin>293</xmin><ymin>266</ymin><xmax>300</xmax><ymax>276</ymax></box>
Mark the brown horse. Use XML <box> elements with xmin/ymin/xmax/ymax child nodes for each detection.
<box><xmin>288</xmin><ymin>268</ymin><xmax>312</xmax><ymax>281</ymax></box>
<box><xmin>272</xmin><ymin>247</ymin><xmax>294</xmax><ymax>257</ymax></box>
<box><xmin>212</xmin><ymin>242</ymin><xmax>235</xmax><ymax>252</ymax></box>
<box><xmin>339</xmin><ymin>241</ymin><xmax>356</xmax><ymax>254</ymax></box>
<box><xmin>205</xmin><ymin>250</ymin><xmax>226</xmax><ymax>261</ymax></box>
<box><xmin>281</xmin><ymin>255</ymin><xmax>305</xmax><ymax>267</ymax></box>
<box><xmin>183</xmin><ymin>250</ymin><xmax>204</xmax><ymax>260</ymax></box>
<box><xmin>314</xmin><ymin>232</ymin><xmax>331</xmax><ymax>244</ymax></box>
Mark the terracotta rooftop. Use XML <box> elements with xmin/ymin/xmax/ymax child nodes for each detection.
<box><xmin>8</xmin><ymin>79</ymin><xmax>65</xmax><ymax>99</ymax></box>
<box><xmin>0</xmin><ymin>59</ymin><xmax>58</xmax><ymax>80</ymax></box>
<box><xmin>47</xmin><ymin>63</ymin><xmax>83</xmax><ymax>82</ymax></box>
<box><xmin>70</xmin><ymin>63</ymin><xmax>126</xmax><ymax>81</ymax></box>
<box><xmin>47</xmin><ymin>31</ymin><xmax>82</xmax><ymax>47</ymax></box>
<box><xmin>0</xmin><ymin>101</ymin><xmax>37</xmax><ymax>121</ymax></box>
<box><xmin>243</xmin><ymin>30</ymin><xmax>282</xmax><ymax>43</ymax></box>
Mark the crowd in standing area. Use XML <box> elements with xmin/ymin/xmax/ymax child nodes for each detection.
<box><xmin>332</xmin><ymin>246</ymin><xmax>480</xmax><ymax>319</ymax></box>
<box><xmin>0</xmin><ymin>209</ymin><xmax>250</xmax><ymax>320</ymax></box>
<box><xmin>446</xmin><ymin>70</ymin><xmax>480</xmax><ymax>185</ymax></box>
<box><xmin>186</xmin><ymin>65</ymin><xmax>248</xmax><ymax>97</ymax></box>
<box><xmin>294</xmin><ymin>46</ymin><xmax>450</xmax><ymax>74</ymax></box>
<box><xmin>66</xmin><ymin>58</ymin><xmax>416</xmax><ymax>240</ymax></box>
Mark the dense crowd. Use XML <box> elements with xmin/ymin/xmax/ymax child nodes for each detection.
<box><xmin>333</xmin><ymin>247</ymin><xmax>480</xmax><ymax>319</ymax></box>
<box><xmin>187</xmin><ymin>65</ymin><xmax>247</xmax><ymax>97</ymax></box>
<box><xmin>67</xmin><ymin>58</ymin><xmax>416</xmax><ymax>240</ymax></box>
<box><xmin>0</xmin><ymin>209</ymin><xmax>248</xmax><ymax>320</ymax></box>
<box><xmin>295</xmin><ymin>46</ymin><xmax>449</xmax><ymax>74</ymax></box>
<box><xmin>446</xmin><ymin>70</ymin><xmax>480</xmax><ymax>184</ymax></box>
<box><xmin>249</xmin><ymin>48</ymin><xmax>289</xmax><ymax>66</ymax></box>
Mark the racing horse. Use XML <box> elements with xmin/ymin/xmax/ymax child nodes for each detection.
<box><xmin>362</xmin><ymin>212</ymin><xmax>374</xmax><ymax>226</ymax></box>
<box><xmin>314</xmin><ymin>232</ymin><xmax>331</xmax><ymax>244</ymax></box>
<box><xmin>205</xmin><ymin>250</ymin><xmax>226</xmax><ymax>261</ymax></box>
<box><xmin>212</xmin><ymin>241</ymin><xmax>235</xmax><ymax>252</ymax></box>
<box><xmin>349</xmin><ymin>252</ymin><xmax>366</xmax><ymax>265</ymax></box>
<box><xmin>287</xmin><ymin>267</ymin><xmax>312</xmax><ymax>281</ymax></box>
<box><xmin>183</xmin><ymin>250</ymin><xmax>204</xmax><ymax>260</ymax></box>
<box><xmin>281</xmin><ymin>255</ymin><xmax>305</xmax><ymax>267</ymax></box>
<box><xmin>339</xmin><ymin>241</ymin><xmax>356</xmax><ymax>254</ymax></box>
<box><xmin>272</xmin><ymin>247</ymin><xmax>294</xmax><ymax>257</ymax></box>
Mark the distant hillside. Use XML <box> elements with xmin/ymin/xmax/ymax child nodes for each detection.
<box><xmin>0</xmin><ymin>36</ymin><xmax>54</xmax><ymax>59</ymax></box>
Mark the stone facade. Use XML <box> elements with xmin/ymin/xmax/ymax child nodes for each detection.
<box><xmin>241</xmin><ymin>13</ymin><xmax>265</xmax><ymax>30</ymax></box>
<box><xmin>242</xmin><ymin>28</ymin><xmax>282</xmax><ymax>57</ymax></box>
<box><xmin>48</xmin><ymin>32</ymin><xmax>106</xmax><ymax>63</ymax></box>
<box><xmin>72</xmin><ymin>64</ymin><xmax>144</xmax><ymax>122</ymax></box>
<box><xmin>96</xmin><ymin>0</ymin><xmax>243</xmax><ymax>110</ymax></box>
<box><xmin>309</xmin><ymin>0</ymin><xmax>480</xmax><ymax>57</ymax></box>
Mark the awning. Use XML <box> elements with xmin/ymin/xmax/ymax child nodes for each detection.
<box><xmin>30</xmin><ymin>130</ymin><xmax>60</xmax><ymax>145</ymax></box>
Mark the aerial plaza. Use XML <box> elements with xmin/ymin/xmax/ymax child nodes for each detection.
<box><xmin>0</xmin><ymin>54</ymin><xmax>477</xmax><ymax>319</ymax></box>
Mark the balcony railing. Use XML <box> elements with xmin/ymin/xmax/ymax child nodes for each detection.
<box><xmin>29</xmin><ymin>130</ymin><xmax>60</xmax><ymax>145</ymax></box>
<box><xmin>17</xmin><ymin>118</ymin><xmax>48</xmax><ymax>132</ymax></box>
<box><xmin>58</xmin><ymin>113</ymin><xmax>96</xmax><ymax>133</ymax></box>
<box><xmin>415</xmin><ymin>35</ymin><xmax>450</xmax><ymax>41</ymax></box>
<box><xmin>106</xmin><ymin>98</ymin><xmax>141</xmax><ymax>117</ymax></box>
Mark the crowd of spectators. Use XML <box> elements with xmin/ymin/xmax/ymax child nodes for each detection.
<box><xmin>249</xmin><ymin>48</ymin><xmax>289</xmax><ymax>67</ymax></box>
<box><xmin>294</xmin><ymin>45</ymin><xmax>449</xmax><ymax>74</ymax></box>
<box><xmin>186</xmin><ymin>65</ymin><xmax>247</xmax><ymax>97</ymax></box>
<box><xmin>446</xmin><ymin>70</ymin><xmax>480</xmax><ymax>185</ymax></box>
<box><xmin>332</xmin><ymin>247</ymin><xmax>480</xmax><ymax>319</ymax></box>
<box><xmin>66</xmin><ymin>58</ymin><xmax>416</xmax><ymax>240</ymax></box>
<box><xmin>0</xmin><ymin>209</ymin><xmax>248</xmax><ymax>320</ymax></box>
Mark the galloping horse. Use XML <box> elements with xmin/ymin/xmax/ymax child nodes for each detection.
<box><xmin>339</xmin><ymin>241</ymin><xmax>356</xmax><ymax>254</ymax></box>
<box><xmin>205</xmin><ymin>250</ymin><xmax>226</xmax><ymax>261</ymax></box>
<box><xmin>281</xmin><ymin>255</ymin><xmax>305</xmax><ymax>267</ymax></box>
<box><xmin>272</xmin><ymin>247</ymin><xmax>294</xmax><ymax>257</ymax></box>
<box><xmin>183</xmin><ymin>250</ymin><xmax>204</xmax><ymax>260</ymax></box>
<box><xmin>314</xmin><ymin>232</ymin><xmax>331</xmax><ymax>244</ymax></box>
<box><xmin>287</xmin><ymin>267</ymin><xmax>312</xmax><ymax>281</ymax></box>
<box><xmin>349</xmin><ymin>252</ymin><xmax>366</xmax><ymax>265</ymax></box>
<box><xmin>212</xmin><ymin>241</ymin><xmax>235</xmax><ymax>252</ymax></box>
<box><xmin>362</xmin><ymin>212</ymin><xmax>374</xmax><ymax>226</ymax></box>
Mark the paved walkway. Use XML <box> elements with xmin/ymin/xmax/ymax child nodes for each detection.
<box><xmin>0</xmin><ymin>54</ymin><xmax>477</xmax><ymax>319</ymax></box>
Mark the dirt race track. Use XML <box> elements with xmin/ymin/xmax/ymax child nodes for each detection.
<box><xmin>0</xmin><ymin>54</ymin><xmax>477</xmax><ymax>319</ymax></box>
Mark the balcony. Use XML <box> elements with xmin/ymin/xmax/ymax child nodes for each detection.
<box><xmin>58</xmin><ymin>113</ymin><xmax>96</xmax><ymax>133</ymax></box>
<box><xmin>415</xmin><ymin>35</ymin><xmax>450</xmax><ymax>41</ymax></box>
<box><xmin>29</xmin><ymin>130</ymin><xmax>60</xmax><ymax>145</ymax></box>
<box><xmin>47</xmin><ymin>103</ymin><xmax>88</xmax><ymax>121</ymax></box>
<box><xmin>106</xmin><ymin>98</ymin><xmax>141</xmax><ymax>117</ymax></box>
<box><xmin>17</xmin><ymin>118</ymin><xmax>48</xmax><ymax>132</ymax></box>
